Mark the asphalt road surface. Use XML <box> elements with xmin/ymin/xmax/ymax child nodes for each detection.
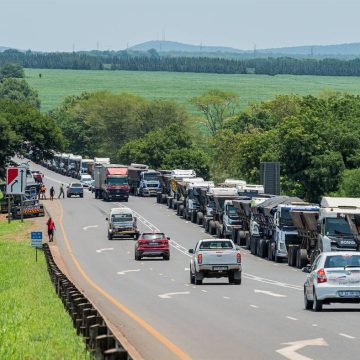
<box><xmin>32</xmin><ymin>162</ymin><xmax>360</xmax><ymax>360</ymax></box>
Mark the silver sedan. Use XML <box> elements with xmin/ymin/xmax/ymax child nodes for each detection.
<box><xmin>303</xmin><ymin>251</ymin><xmax>360</xmax><ymax>311</ymax></box>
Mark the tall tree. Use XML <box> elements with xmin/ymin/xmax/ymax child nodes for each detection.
<box><xmin>0</xmin><ymin>63</ymin><xmax>24</xmax><ymax>80</ymax></box>
<box><xmin>191</xmin><ymin>90</ymin><xmax>240</xmax><ymax>135</ymax></box>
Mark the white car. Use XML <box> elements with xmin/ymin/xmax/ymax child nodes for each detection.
<box><xmin>80</xmin><ymin>174</ymin><xmax>92</xmax><ymax>187</ymax></box>
<box><xmin>303</xmin><ymin>252</ymin><xmax>360</xmax><ymax>311</ymax></box>
<box><xmin>189</xmin><ymin>239</ymin><xmax>242</xmax><ymax>285</ymax></box>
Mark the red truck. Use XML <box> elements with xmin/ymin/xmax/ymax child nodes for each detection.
<box><xmin>94</xmin><ymin>164</ymin><xmax>129</xmax><ymax>201</ymax></box>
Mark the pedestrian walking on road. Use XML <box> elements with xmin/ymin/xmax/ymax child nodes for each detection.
<box><xmin>46</xmin><ymin>217</ymin><xmax>56</xmax><ymax>242</ymax></box>
<box><xmin>40</xmin><ymin>184</ymin><xmax>47</xmax><ymax>200</ymax></box>
<box><xmin>58</xmin><ymin>184</ymin><xmax>65</xmax><ymax>199</ymax></box>
<box><xmin>50</xmin><ymin>186</ymin><xmax>55</xmax><ymax>201</ymax></box>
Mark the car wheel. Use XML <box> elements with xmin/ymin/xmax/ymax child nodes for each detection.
<box><xmin>135</xmin><ymin>251</ymin><xmax>141</xmax><ymax>261</ymax></box>
<box><xmin>313</xmin><ymin>289</ymin><xmax>323</xmax><ymax>312</ymax></box>
<box><xmin>163</xmin><ymin>254</ymin><xmax>170</xmax><ymax>261</ymax></box>
<box><xmin>108</xmin><ymin>233</ymin><xmax>112</xmax><ymax>240</ymax></box>
<box><xmin>304</xmin><ymin>287</ymin><xmax>313</xmax><ymax>310</ymax></box>
<box><xmin>228</xmin><ymin>272</ymin><xmax>235</xmax><ymax>284</ymax></box>
<box><xmin>194</xmin><ymin>270</ymin><xmax>203</xmax><ymax>285</ymax></box>
<box><xmin>80</xmin><ymin>194</ymin><xmax>83</xmax><ymax>198</ymax></box>
<box><xmin>190</xmin><ymin>268</ymin><xmax>195</xmax><ymax>284</ymax></box>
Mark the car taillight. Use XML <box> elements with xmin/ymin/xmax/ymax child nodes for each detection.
<box><xmin>317</xmin><ymin>268</ymin><xmax>327</xmax><ymax>283</ymax></box>
<box><xmin>198</xmin><ymin>253</ymin><xmax>202</xmax><ymax>264</ymax></box>
<box><xmin>237</xmin><ymin>252</ymin><xmax>241</xmax><ymax>263</ymax></box>
<box><xmin>138</xmin><ymin>240</ymin><xmax>146</xmax><ymax>245</ymax></box>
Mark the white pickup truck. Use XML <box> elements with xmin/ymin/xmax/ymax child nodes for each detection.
<box><xmin>189</xmin><ymin>239</ymin><xmax>242</xmax><ymax>285</ymax></box>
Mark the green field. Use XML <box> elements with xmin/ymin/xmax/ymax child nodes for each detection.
<box><xmin>25</xmin><ymin>69</ymin><xmax>360</xmax><ymax>113</ymax></box>
<box><xmin>0</xmin><ymin>220</ymin><xmax>90</xmax><ymax>359</ymax></box>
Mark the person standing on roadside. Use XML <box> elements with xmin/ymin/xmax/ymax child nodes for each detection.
<box><xmin>40</xmin><ymin>184</ymin><xmax>47</xmax><ymax>200</ymax></box>
<box><xmin>50</xmin><ymin>186</ymin><xmax>55</xmax><ymax>201</ymax></box>
<box><xmin>46</xmin><ymin>216</ymin><xmax>56</xmax><ymax>242</ymax></box>
<box><xmin>58</xmin><ymin>184</ymin><xmax>65</xmax><ymax>199</ymax></box>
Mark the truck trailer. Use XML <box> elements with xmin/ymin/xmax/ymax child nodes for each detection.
<box><xmin>94</xmin><ymin>164</ymin><xmax>129</xmax><ymax>201</ymax></box>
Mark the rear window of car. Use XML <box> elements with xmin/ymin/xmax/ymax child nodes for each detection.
<box><xmin>142</xmin><ymin>233</ymin><xmax>165</xmax><ymax>240</ymax></box>
<box><xmin>324</xmin><ymin>255</ymin><xmax>360</xmax><ymax>268</ymax></box>
<box><xmin>71</xmin><ymin>183</ymin><xmax>82</xmax><ymax>187</ymax></box>
<box><xmin>199</xmin><ymin>241</ymin><xmax>233</xmax><ymax>249</ymax></box>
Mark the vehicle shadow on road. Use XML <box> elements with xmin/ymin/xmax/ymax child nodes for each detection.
<box><xmin>321</xmin><ymin>308</ymin><xmax>360</xmax><ymax>312</ymax></box>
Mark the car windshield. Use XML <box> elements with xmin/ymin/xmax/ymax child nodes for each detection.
<box><xmin>280</xmin><ymin>208</ymin><xmax>295</xmax><ymax>227</ymax></box>
<box><xmin>324</xmin><ymin>255</ymin><xmax>360</xmax><ymax>268</ymax></box>
<box><xmin>81</xmin><ymin>176</ymin><xmax>92</xmax><ymax>181</ymax></box>
<box><xmin>112</xmin><ymin>214</ymin><xmax>132</xmax><ymax>222</ymax></box>
<box><xmin>108</xmin><ymin>177</ymin><xmax>128</xmax><ymax>185</ymax></box>
<box><xmin>325</xmin><ymin>217</ymin><xmax>352</xmax><ymax>236</ymax></box>
<box><xmin>142</xmin><ymin>233</ymin><xmax>165</xmax><ymax>240</ymax></box>
<box><xmin>199</xmin><ymin>241</ymin><xmax>233</xmax><ymax>249</ymax></box>
<box><xmin>144</xmin><ymin>173</ymin><xmax>159</xmax><ymax>181</ymax></box>
<box><xmin>71</xmin><ymin>183</ymin><xmax>82</xmax><ymax>187</ymax></box>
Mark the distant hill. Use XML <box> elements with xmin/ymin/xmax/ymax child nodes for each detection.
<box><xmin>129</xmin><ymin>40</ymin><xmax>245</xmax><ymax>54</ymax></box>
<box><xmin>129</xmin><ymin>40</ymin><xmax>360</xmax><ymax>57</ymax></box>
<box><xmin>0</xmin><ymin>46</ymin><xmax>11</xmax><ymax>52</ymax></box>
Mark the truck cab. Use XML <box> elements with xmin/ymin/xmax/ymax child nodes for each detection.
<box><xmin>139</xmin><ymin>170</ymin><xmax>160</xmax><ymax>196</ymax></box>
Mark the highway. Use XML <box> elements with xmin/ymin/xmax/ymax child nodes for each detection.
<box><xmin>32</xmin><ymin>161</ymin><xmax>360</xmax><ymax>360</ymax></box>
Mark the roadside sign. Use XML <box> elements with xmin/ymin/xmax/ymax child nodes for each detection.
<box><xmin>31</xmin><ymin>231</ymin><xmax>43</xmax><ymax>248</ymax></box>
<box><xmin>6</xmin><ymin>166</ymin><xmax>27</xmax><ymax>195</ymax></box>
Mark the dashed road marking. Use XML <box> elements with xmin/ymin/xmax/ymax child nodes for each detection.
<box><xmin>339</xmin><ymin>333</ymin><xmax>355</xmax><ymax>339</ymax></box>
<box><xmin>286</xmin><ymin>316</ymin><xmax>298</xmax><ymax>321</ymax></box>
<box><xmin>117</xmin><ymin>269</ymin><xmax>141</xmax><ymax>275</ymax></box>
<box><xmin>250</xmin><ymin>305</ymin><xmax>259</xmax><ymax>309</ymax></box>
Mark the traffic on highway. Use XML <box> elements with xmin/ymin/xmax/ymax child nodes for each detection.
<box><xmin>13</xmin><ymin>153</ymin><xmax>360</xmax><ymax>360</ymax></box>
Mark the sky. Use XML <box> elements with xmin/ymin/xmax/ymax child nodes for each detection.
<box><xmin>0</xmin><ymin>0</ymin><xmax>359</xmax><ymax>52</ymax></box>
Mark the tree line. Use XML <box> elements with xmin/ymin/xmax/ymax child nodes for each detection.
<box><xmin>2</xmin><ymin>49</ymin><xmax>360</xmax><ymax>76</ymax></box>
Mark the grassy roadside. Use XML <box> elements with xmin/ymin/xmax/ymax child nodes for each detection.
<box><xmin>0</xmin><ymin>219</ymin><xmax>91</xmax><ymax>359</ymax></box>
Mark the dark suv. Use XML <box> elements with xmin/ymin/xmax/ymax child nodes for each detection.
<box><xmin>67</xmin><ymin>183</ymin><xmax>84</xmax><ymax>198</ymax></box>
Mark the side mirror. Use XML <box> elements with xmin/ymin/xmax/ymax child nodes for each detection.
<box><xmin>188</xmin><ymin>249</ymin><xmax>194</xmax><ymax>254</ymax></box>
<box><xmin>302</xmin><ymin>266</ymin><xmax>311</xmax><ymax>273</ymax></box>
<box><xmin>167</xmin><ymin>237</ymin><xmax>170</xmax><ymax>240</ymax></box>
<box><xmin>106</xmin><ymin>217</ymin><xmax>108</xmax><ymax>221</ymax></box>
<box><xmin>316</xmin><ymin>223</ymin><xmax>321</xmax><ymax>234</ymax></box>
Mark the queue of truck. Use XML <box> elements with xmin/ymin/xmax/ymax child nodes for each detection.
<box><xmin>39</xmin><ymin>153</ymin><xmax>360</xmax><ymax>269</ymax></box>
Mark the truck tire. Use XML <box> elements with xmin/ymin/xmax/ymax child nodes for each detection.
<box><xmin>297</xmin><ymin>249</ymin><xmax>308</xmax><ymax>269</ymax></box>
<box><xmin>191</xmin><ymin>211</ymin><xmax>196</xmax><ymax>223</ymax></box>
<box><xmin>196</xmin><ymin>212</ymin><xmax>203</xmax><ymax>225</ymax></box>
<box><xmin>173</xmin><ymin>200</ymin><xmax>178</xmax><ymax>210</ymax></box>
<box><xmin>231</xmin><ymin>228</ymin><xmax>238</xmax><ymax>243</ymax></box>
<box><xmin>108</xmin><ymin>233</ymin><xmax>112</xmax><ymax>240</ymax></box>
<box><xmin>204</xmin><ymin>219</ymin><xmax>210</xmax><ymax>233</ymax></box>
<box><xmin>156</xmin><ymin>193</ymin><xmax>161</xmax><ymax>203</ymax></box>
<box><xmin>95</xmin><ymin>190</ymin><xmax>98</xmax><ymax>199</ymax></box>
<box><xmin>245</xmin><ymin>234</ymin><xmax>251</xmax><ymax>250</ymax></box>
<box><xmin>179</xmin><ymin>205</ymin><xmax>185</xmax><ymax>217</ymax></box>
<box><xmin>216</xmin><ymin>224</ymin><xmax>223</xmax><ymax>238</ymax></box>
<box><xmin>167</xmin><ymin>197</ymin><xmax>172</xmax><ymax>208</ymax></box>
<box><xmin>267</xmin><ymin>242</ymin><xmax>274</xmax><ymax>261</ymax></box>
<box><xmin>238</xmin><ymin>230</ymin><xmax>247</xmax><ymax>246</ymax></box>
<box><xmin>161</xmin><ymin>194</ymin><xmax>167</xmax><ymax>204</ymax></box>
<box><xmin>259</xmin><ymin>239</ymin><xmax>267</xmax><ymax>258</ymax></box>
<box><xmin>288</xmin><ymin>247</ymin><xmax>296</xmax><ymax>267</ymax></box>
<box><xmin>209</xmin><ymin>220</ymin><xmax>216</xmax><ymax>235</ymax></box>
<box><xmin>183</xmin><ymin>208</ymin><xmax>188</xmax><ymax>220</ymax></box>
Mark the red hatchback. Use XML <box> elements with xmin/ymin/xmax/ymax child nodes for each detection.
<box><xmin>135</xmin><ymin>232</ymin><xmax>170</xmax><ymax>260</ymax></box>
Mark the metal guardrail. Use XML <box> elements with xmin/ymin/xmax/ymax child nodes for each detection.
<box><xmin>43</xmin><ymin>244</ymin><xmax>132</xmax><ymax>360</ymax></box>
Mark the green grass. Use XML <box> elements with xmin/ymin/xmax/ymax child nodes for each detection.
<box><xmin>0</xmin><ymin>220</ymin><xmax>90</xmax><ymax>360</ymax></box>
<box><xmin>26</xmin><ymin>68</ymin><xmax>360</xmax><ymax>113</ymax></box>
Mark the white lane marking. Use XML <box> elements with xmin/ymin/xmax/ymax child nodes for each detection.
<box><xmin>171</xmin><ymin>278</ymin><xmax>175</xmax><ymax>282</ymax></box>
<box><xmin>312</xmin><ymin>324</ymin><xmax>318</xmax><ymax>327</ymax></box>
<box><xmin>250</xmin><ymin>305</ymin><xmax>259</xmax><ymax>309</ymax></box>
<box><xmin>254</xmin><ymin>289</ymin><xmax>287</xmax><ymax>298</ymax></box>
<box><xmin>83</xmin><ymin>225</ymin><xmax>99</xmax><ymax>231</ymax></box>
<box><xmin>159</xmin><ymin>273</ymin><xmax>163</xmax><ymax>276</ymax></box>
<box><xmin>286</xmin><ymin>316</ymin><xmax>298</xmax><ymax>321</ymax></box>
<box><xmin>201</xmin><ymin>290</ymin><xmax>207</xmax><ymax>293</ymax></box>
<box><xmin>276</xmin><ymin>338</ymin><xmax>328</xmax><ymax>360</ymax></box>
<box><xmin>184</xmin><ymin>284</ymin><xmax>190</xmax><ymax>287</ymax></box>
<box><xmin>117</xmin><ymin>269</ymin><xmax>141</xmax><ymax>275</ymax></box>
<box><xmin>339</xmin><ymin>333</ymin><xmax>355</xmax><ymax>339</ymax></box>
<box><xmin>223</xmin><ymin>296</ymin><xmax>230</xmax><ymax>300</ymax></box>
<box><xmin>96</xmin><ymin>247</ymin><xmax>114</xmax><ymax>253</ymax></box>
<box><xmin>158</xmin><ymin>291</ymin><xmax>190</xmax><ymax>299</ymax></box>
<box><xmin>184</xmin><ymin>267</ymin><xmax>190</xmax><ymax>271</ymax></box>
<box><xmin>245</xmin><ymin>273</ymin><xmax>302</xmax><ymax>291</ymax></box>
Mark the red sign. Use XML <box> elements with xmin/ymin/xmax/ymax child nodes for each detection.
<box><xmin>6</xmin><ymin>168</ymin><xmax>19</xmax><ymax>186</ymax></box>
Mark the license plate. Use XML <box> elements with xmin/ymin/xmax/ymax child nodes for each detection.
<box><xmin>338</xmin><ymin>290</ymin><xmax>360</xmax><ymax>298</ymax></box>
<box><xmin>150</xmin><ymin>242</ymin><xmax>159</xmax><ymax>246</ymax></box>
<box><xmin>213</xmin><ymin>266</ymin><xmax>228</xmax><ymax>271</ymax></box>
